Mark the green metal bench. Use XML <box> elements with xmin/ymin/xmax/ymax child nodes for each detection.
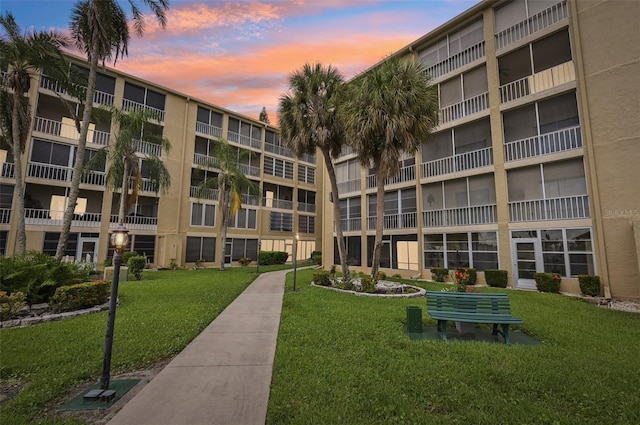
<box><xmin>425</xmin><ymin>291</ymin><xmax>523</xmax><ymax>344</ymax></box>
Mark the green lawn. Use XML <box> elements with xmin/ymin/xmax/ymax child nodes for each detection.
<box><xmin>267</xmin><ymin>270</ymin><xmax>640</xmax><ymax>425</ymax></box>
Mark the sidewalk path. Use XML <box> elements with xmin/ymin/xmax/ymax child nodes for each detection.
<box><xmin>107</xmin><ymin>269</ymin><xmax>288</xmax><ymax>425</ymax></box>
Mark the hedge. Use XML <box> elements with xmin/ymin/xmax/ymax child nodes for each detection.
<box><xmin>578</xmin><ymin>275</ymin><xmax>601</xmax><ymax>296</ymax></box>
<box><xmin>50</xmin><ymin>280</ymin><xmax>111</xmax><ymax>313</ymax></box>
<box><xmin>259</xmin><ymin>251</ymin><xmax>289</xmax><ymax>265</ymax></box>
<box><xmin>485</xmin><ymin>269</ymin><xmax>508</xmax><ymax>288</ymax></box>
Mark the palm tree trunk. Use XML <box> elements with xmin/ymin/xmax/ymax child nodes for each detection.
<box><xmin>323</xmin><ymin>149</ymin><xmax>349</xmax><ymax>277</ymax></box>
<box><xmin>10</xmin><ymin>92</ymin><xmax>26</xmax><ymax>254</ymax></box>
<box><xmin>371</xmin><ymin>168</ymin><xmax>385</xmax><ymax>279</ymax></box>
<box><xmin>219</xmin><ymin>185</ymin><xmax>229</xmax><ymax>271</ymax></box>
<box><xmin>118</xmin><ymin>159</ymin><xmax>129</xmax><ymax>223</ymax></box>
<box><xmin>55</xmin><ymin>33</ymin><xmax>99</xmax><ymax>260</ymax></box>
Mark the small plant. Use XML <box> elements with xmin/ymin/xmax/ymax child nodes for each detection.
<box><xmin>360</xmin><ymin>275</ymin><xmax>377</xmax><ymax>293</ymax></box>
<box><xmin>127</xmin><ymin>255</ymin><xmax>147</xmax><ymax>281</ymax></box>
<box><xmin>376</xmin><ymin>271</ymin><xmax>387</xmax><ymax>281</ymax></box>
<box><xmin>430</xmin><ymin>267</ymin><xmax>449</xmax><ymax>282</ymax></box>
<box><xmin>392</xmin><ymin>273</ymin><xmax>402</xmax><ymax>279</ymax></box>
<box><xmin>169</xmin><ymin>260</ymin><xmax>178</xmax><ymax>270</ymax></box>
<box><xmin>122</xmin><ymin>251</ymin><xmax>138</xmax><ymax>266</ymax></box>
<box><xmin>313</xmin><ymin>272</ymin><xmax>332</xmax><ymax>286</ymax></box>
<box><xmin>335</xmin><ymin>274</ymin><xmax>355</xmax><ymax>291</ymax></box>
<box><xmin>578</xmin><ymin>275</ymin><xmax>601</xmax><ymax>296</ymax></box>
<box><xmin>195</xmin><ymin>258</ymin><xmax>205</xmax><ymax>268</ymax></box>
<box><xmin>103</xmin><ymin>258</ymin><xmax>113</xmax><ymax>267</ymax></box>
<box><xmin>0</xmin><ymin>291</ymin><xmax>27</xmax><ymax>321</ymax></box>
<box><xmin>49</xmin><ymin>280</ymin><xmax>110</xmax><ymax>313</ymax></box>
<box><xmin>310</xmin><ymin>250</ymin><xmax>322</xmax><ymax>265</ymax></box>
<box><xmin>485</xmin><ymin>269</ymin><xmax>508</xmax><ymax>288</ymax></box>
<box><xmin>535</xmin><ymin>272</ymin><xmax>562</xmax><ymax>293</ymax></box>
<box><xmin>238</xmin><ymin>257</ymin><xmax>252</xmax><ymax>266</ymax></box>
<box><xmin>329</xmin><ymin>264</ymin><xmax>337</xmax><ymax>277</ymax></box>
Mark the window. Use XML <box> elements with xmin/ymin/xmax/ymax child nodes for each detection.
<box><xmin>229</xmin><ymin>208</ymin><xmax>257</xmax><ymax>229</ymax></box>
<box><xmin>264</xmin><ymin>156</ymin><xmax>294</xmax><ymax>179</ymax></box>
<box><xmin>299</xmin><ymin>215</ymin><xmax>315</xmax><ymax>234</ymax></box>
<box><xmin>270</xmin><ymin>212</ymin><xmax>293</xmax><ymax>232</ymax></box>
<box><xmin>186</xmin><ymin>237</ymin><xmax>215</xmax><ymax>262</ymax></box>
<box><xmin>230</xmin><ymin>238</ymin><xmax>258</xmax><ymax>261</ymax></box>
<box><xmin>123</xmin><ymin>82</ymin><xmax>165</xmax><ymax>111</ymax></box>
<box><xmin>133</xmin><ymin>235</ymin><xmax>155</xmax><ymax>263</ymax></box>
<box><xmin>43</xmin><ymin>232</ymin><xmax>77</xmax><ymax>257</ymax></box>
<box><xmin>191</xmin><ymin>203</ymin><xmax>215</xmax><ymax>227</ymax></box>
<box><xmin>31</xmin><ymin>140</ymin><xmax>71</xmax><ymax>166</ymax></box>
<box><xmin>196</xmin><ymin>106</ymin><xmax>223</xmax><ymax>128</ymax></box>
<box><xmin>424</xmin><ymin>232</ymin><xmax>499</xmax><ymax>270</ymax></box>
<box><xmin>298</xmin><ymin>165</ymin><xmax>315</xmax><ymax>184</ymax></box>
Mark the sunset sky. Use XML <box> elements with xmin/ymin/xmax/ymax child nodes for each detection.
<box><xmin>1</xmin><ymin>0</ymin><xmax>479</xmax><ymax>121</ymax></box>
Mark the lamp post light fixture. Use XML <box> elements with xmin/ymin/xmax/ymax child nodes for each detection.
<box><xmin>293</xmin><ymin>233</ymin><xmax>299</xmax><ymax>292</ymax></box>
<box><xmin>97</xmin><ymin>223</ymin><xmax>129</xmax><ymax>401</ymax></box>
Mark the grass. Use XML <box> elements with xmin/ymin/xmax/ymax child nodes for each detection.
<box><xmin>267</xmin><ymin>270</ymin><xmax>640</xmax><ymax>425</ymax></box>
<box><xmin>0</xmin><ymin>267</ymin><xmax>259</xmax><ymax>425</ymax></box>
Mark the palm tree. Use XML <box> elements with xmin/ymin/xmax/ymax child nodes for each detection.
<box><xmin>0</xmin><ymin>12</ymin><xmax>69</xmax><ymax>254</ymax></box>
<box><xmin>343</xmin><ymin>56</ymin><xmax>438</xmax><ymax>278</ymax></box>
<box><xmin>56</xmin><ymin>0</ymin><xmax>169</xmax><ymax>260</ymax></box>
<box><xmin>194</xmin><ymin>140</ymin><xmax>257</xmax><ymax>271</ymax></box>
<box><xmin>278</xmin><ymin>63</ymin><xmax>351</xmax><ymax>277</ymax></box>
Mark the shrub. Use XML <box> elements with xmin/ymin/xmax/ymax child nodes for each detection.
<box><xmin>485</xmin><ymin>269</ymin><xmax>508</xmax><ymax>288</ymax></box>
<box><xmin>122</xmin><ymin>251</ymin><xmax>139</xmax><ymax>266</ymax></box>
<box><xmin>238</xmin><ymin>257</ymin><xmax>252</xmax><ymax>266</ymax></box>
<box><xmin>360</xmin><ymin>275</ymin><xmax>377</xmax><ymax>293</ymax></box>
<box><xmin>335</xmin><ymin>276</ymin><xmax>354</xmax><ymax>291</ymax></box>
<box><xmin>376</xmin><ymin>271</ymin><xmax>387</xmax><ymax>281</ymax></box>
<box><xmin>578</xmin><ymin>275</ymin><xmax>601</xmax><ymax>296</ymax></box>
<box><xmin>310</xmin><ymin>251</ymin><xmax>322</xmax><ymax>265</ymax></box>
<box><xmin>50</xmin><ymin>280</ymin><xmax>111</xmax><ymax>313</ymax></box>
<box><xmin>430</xmin><ymin>267</ymin><xmax>448</xmax><ymax>282</ymax></box>
<box><xmin>0</xmin><ymin>291</ymin><xmax>26</xmax><ymax>321</ymax></box>
<box><xmin>535</xmin><ymin>272</ymin><xmax>561</xmax><ymax>293</ymax></box>
<box><xmin>127</xmin><ymin>255</ymin><xmax>147</xmax><ymax>281</ymax></box>
<box><xmin>313</xmin><ymin>272</ymin><xmax>332</xmax><ymax>286</ymax></box>
<box><xmin>259</xmin><ymin>251</ymin><xmax>289</xmax><ymax>265</ymax></box>
<box><xmin>103</xmin><ymin>258</ymin><xmax>113</xmax><ymax>267</ymax></box>
<box><xmin>329</xmin><ymin>264</ymin><xmax>337</xmax><ymax>277</ymax></box>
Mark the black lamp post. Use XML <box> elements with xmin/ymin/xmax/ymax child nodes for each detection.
<box><xmin>293</xmin><ymin>233</ymin><xmax>299</xmax><ymax>292</ymax></box>
<box><xmin>256</xmin><ymin>240</ymin><xmax>261</xmax><ymax>274</ymax></box>
<box><xmin>99</xmin><ymin>223</ymin><xmax>129</xmax><ymax>395</ymax></box>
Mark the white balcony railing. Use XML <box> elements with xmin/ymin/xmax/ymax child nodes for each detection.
<box><xmin>439</xmin><ymin>92</ymin><xmax>489</xmax><ymax>124</ymax></box>
<box><xmin>195</xmin><ymin>121</ymin><xmax>223</xmax><ymax>139</ymax></box>
<box><xmin>133</xmin><ymin>139</ymin><xmax>163</xmax><ymax>157</ymax></box>
<box><xmin>1</xmin><ymin>162</ymin><xmax>15</xmax><ymax>179</ymax></box>
<box><xmin>423</xmin><ymin>204</ymin><xmax>497</xmax><ymax>227</ymax></box>
<box><xmin>193</xmin><ymin>153</ymin><xmax>218</xmax><ymax>168</ymax></box>
<box><xmin>265</xmin><ymin>143</ymin><xmax>295</xmax><ymax>158</ymax></box>
<box><xmin>25</xmin><ymin>208</ymin><xmax>102</xmax><ymax>227</ymax></box>
<box><xmin>189</xmin><ymin>186</ymin><xmax>219</xmax><ymax>201</ymax></box>
<box><xmin>228</xmin><ymin>131</ymin><xmax>261</xmax><ymax>150</ymax></box>
<box><xmin>122</xmin><ymin>98</ymin><xmax>165</xmax><ymax>122</ymax></box>
<box><xmin>40</xmin><ymin>75</ymin><xmax>115</xmax><ymax>105</ymax></box>
<box><xmin>505</xmin><ymin>126</ymin><xmax>582</xmax><ymax>162</ymax></box>
<box><xmin>0</xmin><ymin>208</ymin><xmax>11</xmax><ymax>224</ymax></box>
<box><xmin>27</xmin><ymin>162</ymin><xmax>105</xmax><ymax>186</ymax></box>
<box><xmin>337</xmin><ymin>179</ymin><xmax>361</xmax><ymax>195</ymax></box>
<box><xmin>421</xmin><ymin>146</ymin><xmax>493</xmax><ymax>178</ymax></box>
<box><xmin>341</xmin><ymin>217</ymin><xmax>362</xmax><ymax>232</ymax></box>
<box><xmin>499</xmin><ymin>60</ymin><xmax>575</xmax><ymax>104</ymax></box>
<box><xmin>509</xmin><ymin>195</ymin><xmax>590</xmax><ymax>222</ymax></box>
<box><xmin>110</xmin><ymin>214</ymin><xmax>157</xmax><ymax>230</ymax></box>
<box><xmin>298</xmin><ymin>202</ymin><xmax>316</xmax><ymax>213</ymax></box>
<box><xmin>240</xmin><ymin>194</ymin><xmax>260</xmax><ymax>206</ymax></box>
<box><xmin>264</xmin><ymin>198</ymin><xmax>294</xmax><ymax>210</ymax></box>
<box><xmin>367</xmin><ymin>212</ymin><xmax>417</xmax><ymax>230</ymax></box>
<box><xmin>34</xmin><ymin>116</ymin><xmax>110</xmax><ymax>146</ymax></box>
<box><xmin>239</xmin><ymin>163</ymin><xmax>261</xmax><ymax>178</ymax></box>
<box><xmin>495</xmin><ymin>1</ymin><xmax>568</xmax><ymax>50</ymax></box>
<box><xmin>338</xmin><ymin>145</ymin><xmax>355</xmax><ymax>158</ymax></box>
<box><xmin>367</xmin><ymin>164</ymin><xmax>416</xmax><ymax>189</ymax></box>
<box><xmin>81</xmin><ymin>170</ymin><xmax>106</xmax><ymax>186</ymax></box>
<box><xmin>300</xmin><ymin>152</ymin><xmax>316</xmax><ymax>164</ymax></box>
<box><xmin>128</xmin><ymin>177</ymin><xmax>157</xmax><ymax>193</ymax></box>
<box><xmin>425</xmin><ymin>40</ymin><xmax>486</xmax><ymax>80</ymax></box>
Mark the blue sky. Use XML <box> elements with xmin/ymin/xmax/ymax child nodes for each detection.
<box><xmin>1</xmin><ymin>0</ymin><xmax>479</xmax><ymax>120</ymax></box>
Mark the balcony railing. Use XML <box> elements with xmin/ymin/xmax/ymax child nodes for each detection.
<box><xmin>337</xmin><ymin>179</ymin><xmax>361</xmax><ymax>195</ymax></box>
<box><xmin>189</xmin><ymin>185</ymin><xmax>219</xmax><ymax>201</ymax></box>
<box><xmin>228</xmin><ymin>131</ymin><xmax>261</xmax><ymax>150</ymax></box>
<box><xmin>499</xmin><ymin>60</ymin><xmax>575</xmax><ymax>104</ymax></box>
<box><xmin>300</xmin><ymin>152</ymin><xmax>316</xmax><ymax>164</ymax></box>
<box><xmin>239</xmin><ymin>163</ymin><xmax>261</xmax><ymax>178</ymax></box>
<box><xmin>34</xmin><ymin>116</ymin><xmax>110</xmax><ymax>146</ymax></box>
<box><xmin>367</xmin><ymin>164</ymin><xmax>416</xmax><ymax>189</ymax></box>
<box><xmin>298</xmin><ymin>202</ymin><xmax>316</xmax><ymax>213</ymax></box>
<box><xmin>338</xmin><ymin>145</ymin><xmax>355</xmax><ymax>158</ymax></box>
<box><xmin>367</xmin><ymin>212</ymin><xmax>417</xmax><ymax>230</ymax></box>
<box><xmin>495</xmin><ymin>1</ymin><xmax>568</xmax><ymax>50</ymax></box>
<box><xmin>195</xmin><ymin>121</ymin><xmax>223</xmax><ymax>139</ymax></box>
<box><xmin>1</xmin><ymin>162</ymin><xmax>15</xmax><ymax>179</ymax></box>
<box><xmin>128</xmin><ymin>177</ymin><xmax>157</xmax><ymax>193</ymax></box>
<box><xmin>0</xmin><ymin>208</ymin><xmax>11</xmax><ymax>224</ymax></box>
<box><xmin>505</xmin><ymin>126</ymin><xmax>582</xmax><ymax>162</ymax></box>
<box><xmin>193</xmin><ymin>152</ymin><xmax>218</xmax><ymax>168</ymax></box>
<box><xmin>423</xmin><ymin>204</ymin><xmax>497</xmax><ymax>227</ymax></box>
<box><xmin>133</xmin><ymin>139</ymin><xmax>163</xmax><ymax>157</ymax></box>
<box><xmin>509</xmin><ymin>195</ymin><xmax>589</xmax><ymax>222</ymax></box>
<box><xmin>240</xmin><ymin>194</ymin><xmax>260</xmax><ymax>206</ymax></box>
<box><xmin>439</xmin><ymin>92</ymin><xmax>488</xmax><ymax>124</ymax></box>
<box><xmin>40</xmin><ymin>75</ymin><xmax>115</xmax><ymax>106</ymax></box>
<box><xmin>421</xmin><ymin>146</ymin><xmax>493</xmax><ymax>178</ymax></box>
<box><xmin>25</xmin><ymin>208</ymin><xmax>102</xmax><ymax>227</ymax></box>
<box><xmin>81</xmin><ymin>170</ymin><xmax>106</xmax><ymax>186</ymax></box>
<box><xmin>122</xmin><ymin>98</ymin><xmax>165</xmax><ymax>122</ymax></box>
<box><xmin>264</xmin><ymin>142</ymin><xmax>295</xmax><ymax>158</ymax></box>
<box><xmin>425</xmin><ymin>40</ymin><xmax>486</xmax><ymax>80</ymax></box>
<box><xmin>27</xmin><ymin>162</ymin><xmax>105</xmax><ymax>186</ymax></box>
<box><xmin>110</xmin><ymin>214</ymin><xmax>157</xmax><ymax>230</ymax></box>
<box><xmin>341</xmin><ymin>217</ymin><xmax>362</xmax><ymax>232</ymax></box>
<box><xmin>264</xmin><ymin>198</ymin><xmax>294</xmax><ymax>210</ymax></box>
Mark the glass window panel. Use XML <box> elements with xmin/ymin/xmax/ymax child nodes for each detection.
<box><xmin>543</xmin><ymin>159</ymin><xmax>587</xmax><ymax>197</ymax></box>
<box><xmin>463</xmin><ymin>66</ymin><xmax>488</xmax><ymax>99</ymax></box>
<box><xmin>454</xmin><ymin>118</ymin><xmax>491</xmax><ymax>153</ymax></box>
<box><xmin>473</xmin><ymin>252</ymin><xmax>498</xmax><ymax>271</ymax></box>
<box><xmin>447</xmin><ymin>250</ymin><xmax>469</xmax><ymax>268</ymax></box>
<box><xmin>538</xmin><ymin>92</ymin><xmax>579</xmax><ymax>133</ymax></box>
<box><xmin>211</xmin><ymin>111</ymin><xmax>223</xmax><ymax>128</ymax></box>
<box><xmin>31</xmin><ymin>139</ymin><xmax>51</xmax><ymax>163</ymax></box>
<box><xmin>440</xmin><ymin>77</ymin><xmax>462</xmax><ymax>107</ymax></box>
<box><xmin>424</xmin><ymin>234</ymin><xmax>444</xmax><ymax>250</ymax></box>
<box><xmin>460</xmin><ymin>19</ymin><xmax>484</xmax><ymax>49</ymax></box>
<box><xmin>567</xmin><ymin>228</ymin><xmax>592</xmax><ymax>251</ymax></box>
<box><xmin>51</xmin><ymin>143</ymin><xmax>70</xmax><ymax>166</ymax></box>
<box><xmin>145</xmin><ymin>89</ymin><xmax>165</xmax><ymax>110</ymax></box>
<box><xmin>197</xmin><ymin>106</ymin><xmax>209</xmax><ymax>124</ymax></box>
<box><xmin>507</xmin><ymin>166</ymin><xmax>542</xmax><ymax>201</ymax></box>
<box><xmin>201</xmin><ymin>237</ymin><xmax>215</xmax><ymax>261</ymax></box>
<box><xmin>191</xmin><ymin>204</ymin><xmax>203</xmax><ymax>225</ymax></box>
<box><xmin>228</xmin><ymin>118</ymin><xmax>240</xmax><ymax>133</ymax></box>
<box><xmin>240</xmin><ymin>121</ymin><xmax>252</xmax><ymax>137</ymax></box>
<box><xmin>400</xmin><ymin>188</ymin><xmax>417</xmax><ymax>212</ymax></box>
<box><xmin>498</xmin><ymin>46</ymin><xmax>532</xmax><ymax>85</ymax></box>
<box><xmin>446</xmin><ymin>233</ymin><xmax>468</xmax><ymax>251</ymax></box>
<box><xmin>472</xmin><ymin>232</ymin><xmax>497</xmax><ymax>251</ymax></box>
<box><xmin>384</xmin><ymin>191</ymin><xmax>398</xmax><ymax>215</ymax></box>
<box><xmin>543</xmin><ymin>252</ymin><xmax>566</xmax><ymax>275</ymax></box>
<box><xmin>569</xmin><ymin>253</ymin><xmax>595</xmax><ymax>276</ymax></box>
<box><xmin>532</xmin><ymin>29</ymin><xmax>572</xmax><ymax>73</ymax></box>
<box><xmin>95</xmin><ymin>73</ymin><xmax>116</xmax><ymax>94</ymax></box>
<box><xmin>503</xmin><ymin>104</ymin><xmax>537</xmax><ymax>142</ymax></box>
<box><xmin>444</xmin><ymin>179</ymin><xmax>467</xmax><ymax>208</ymax></box>
<box><xmin>123</xmin><ymin>82</ymin><xmax>145</xmax><ymax>103</ymax></box>
<box><xmin>494</xmin><ymin>0</ymin><xmax>527</xmax><ymax>33</ymax></box>
<box><xmin>424</xmin><ymin>251</ymin><xmax>445</xmax><ymax>268</ymax></box>
<box><xmin>186</xmin><ymin>237</ymin><xmax>201</xmax><ymax>262</ymax></box>
<box><xmin>512</xmin><ymin>230</ymin><xmax>538</xmax><ymax>238</ymax></box>
<box><xmin>204</xmin><ymin>204</ymin><xmax>215</xmax><ymax>226</ymax></box>
<box><xmin>468</xmin><ymin>174</ymin><xmax>496</xmax><ymax>205</ymax></box>
<box><xmin>423</xmin><ymin>131</ymin><xmax>453</xmax><ymax>162</ymax></box>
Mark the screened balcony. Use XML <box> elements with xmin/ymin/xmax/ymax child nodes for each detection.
<box><xmin>367</xmin><ymin>189</ymin><xmax>417</xmax><ymax>230</ymax></box>
<box><xmin>1</xmin><ymin>162</ymin><xmax>14</xmax><ymax>179</ymax></box>
<box><xmin>438</xmin><ymin>66</ymin><xmax>489</xmax><ymax>124</ymax></box>
<box><xmin>133</xmin><ymin>139</ymin><xmax>163</xmax><ymax>157</ymax></box>
<box><xmin>0</xmin><ymin>208</ymin><xmax>10</xmax><ymax>224</ymax></box>
<box><xmin>23</xmin><ymin>185</ymin><xmax>104</xmax><ymax>227</ymax></box>
<box><xmin>25</xmin><ymin>208</ymin><xmax>102</xmax><ymax>227</ymax></box>
<box><xmin>508</xmin><ymin>195</ymin><xmax>589</xmax><ymax>222</ymax></box>
<box><xmin>367</xmin><ymin>212</ymin><xmax>417</xmax><ymax>230</ymax></box>
<box><xmin>336</xmin><ymin>159</ymin><xmax>361</xmax><ymax>195</ymax></box>
<box><xmin>265</xmin><ymin>130</ymin><xmax>294</xmax><ymax>158</ymax></box>
<box><xmin>123</xmin><ymin>82</ymin><xmax>165</xmax><ymax>122</ymax></box>
<box><xmin>193</xmin><ymin>152</ymin><xmax>219</xmax><ymax>168</ymax></box>
<box><xmin>189</xmin><ymin>185</ymin><xmax>219</xmax><ymax>201</ymax></box>
<box><xmin>228</xmin><ymin>118</ymin><xmax>261</xmax><ymax>150</ymax></box>
<box><xmin>39</xmin><ymin>70</ymin><xmax>115</xmax><ymax>106</ymax></box>
<box><xmin>340</xmin><ymin>217</ymin><xmax>362</xmax><ymax>232</ymax></box>
<box><xmin>110</xmin><ymin>195</ymin><xmax>158</xmax><ymax>230</ymax></box>
<box><xmin>109</xmin><ymin>214</ymin><xmax>157</xmax><ymax>230</ymax></box>
<box><xmin>494</xmin><ymin>0</ymin><xmax>568</xmax><ymax>50</ymax></box>
<box><xmin>498</xmin><ymin>29</ymin><xmax>574</xmax><ymax>104</ymax></box>
<box><xmin>196</xmin><ymin>106</ymin><xmax>223</xmax><ymax>139</ymax></box>
<box><xmin>263</xmin><ymin>183</ymin><xmax>294</xmax><ymax>210</ymax></box>
<box><xmin>503</xmin><ymin>92</ymin><xmax>582</xmax><ymax>161</ymax></box>
<box><xmin>367</xmin><ymin>162</ymin><xmax>416</xmax><ymax>189</ymax></box>
<box><xmin>298</xmin><ymin>189</ymin><xmax>316</xmax><ymax>213</ymax></box>
<box><xmin>423</xmin><ymin>204</ymin><xmax>497</xmax><ymax>227</ymax></box>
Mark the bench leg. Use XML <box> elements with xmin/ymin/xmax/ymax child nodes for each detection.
<box><xmin>492</xmin><ymin>323</ymin><xmax>499</xmax><ymax>336</ymax></box>
<box><xmin>501</xmin><ymin>324</ymin><xmax>511</xmax><ymax>344</ymax></box>
<box><xmin>436</xmin><ymin>320</ymin><xmax>448</xmax><ymax>341</ymax></box>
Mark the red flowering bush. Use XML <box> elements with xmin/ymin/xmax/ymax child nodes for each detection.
<box><xmin>535</xmin><ymin>272</ymin><xmax>561</xmax><ymax>293</ymax></box>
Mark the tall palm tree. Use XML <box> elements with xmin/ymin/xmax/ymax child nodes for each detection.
<box><xmin>278</xmin><ymin>63</ymin><xmax>350</xmax><ymax>277</ymax></box>
<box><xmin>343</xmin><ymin>56</ymin><xmax>438</xmax><ymax>278</ymax></box>
<box><xmin>56</xmin><ymin>0</ymin><xmax>169</xmax><ymax>260</ymax></box>
<box><xmin>194</xmin><ymin>140</ymin><xmax>257</xmax><ymax>271</ymax></box>
<box><xmin>0</xmin><ymin>12</ymin><xmax>69</xmax><ymax>254</ymax></box>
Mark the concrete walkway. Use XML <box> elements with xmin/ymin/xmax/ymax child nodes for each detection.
<box><xmin>107</xmin><ymin>269</ymin><xmax>288</xmax><ymax>425</ymax></box>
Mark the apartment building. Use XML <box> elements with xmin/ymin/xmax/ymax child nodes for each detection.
<box><xmin>322</xmin><ymin>0</ymin><xmax>640</xmax><ymax>298</ymax></box>
<box><xmin>0</xmin><ymin>55</ymin><xmax>321</xmax><ymax>268</ymax></box>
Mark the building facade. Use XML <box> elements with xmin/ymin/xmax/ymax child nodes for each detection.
<box><xmin>0</xmin><ymin>55</ymin><xmax>321</xmax><ymax>268</ymax></box>
<box><xmin>322</xmin><ymin>0</ymin><xmax>640</xmax><ymax>298</ymax></box>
